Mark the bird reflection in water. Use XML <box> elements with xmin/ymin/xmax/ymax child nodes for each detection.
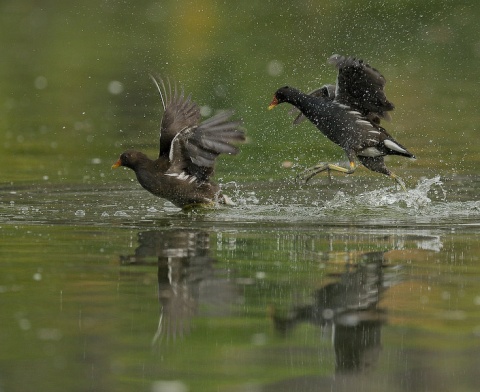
<box><xmin>272</xmin><ymin>251</ymin><xmax>401</xmax><ymax>374</ymax></box>
<box><xmin>120</xmin><ymin>230</ymin><xmax>237</xmax><ymax>346</ymax></box>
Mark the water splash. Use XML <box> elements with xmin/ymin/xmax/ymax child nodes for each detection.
<box><xmin>351</xmin><ymin>176</ymin><xmax>445</xmax><ymax>210</ymax></box>
<box><xmin>220</xmin><ymin>176</ymin><xmax>480</xmax><ymax>225</ymax></box>
<box><xmin>221</xmin><ymin>181</ymin><xmax>260</xmax><ymax>206</ymax></box>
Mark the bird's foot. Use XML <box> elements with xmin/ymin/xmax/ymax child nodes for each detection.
<box><xmin>296</xmin><ymin>163</ymin><xmax>355</xmax><ymax>184</ymax></box>
<box><xmin>390</xmin><ymin>173</ymin><xmax>407</xmax><ymax>192</ymax></box>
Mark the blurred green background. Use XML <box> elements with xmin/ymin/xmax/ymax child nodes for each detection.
<box><xmin>1</xmin><ymin>0</ymin><xmax>479</xmax><ymax>185</ymax></box>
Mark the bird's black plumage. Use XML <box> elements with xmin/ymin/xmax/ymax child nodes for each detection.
<box><xmin>270</xmin><ymin>54</ymin><xmax>414</xmax><ymax>189</ymax></box>
<box><xmin>113</xmin><ymin>76</ymin><xmax>245</xmax><ymax>209</ymax></box>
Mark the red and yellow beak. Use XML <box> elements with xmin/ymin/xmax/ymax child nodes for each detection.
<box><xmin>268</xmin><ymin>96</ymin><xmax>279</xmax><ymax>110</ymax></box>
<box><xmin>111</xmin><ymin>159</ymin><xmax>122</xmax><ymax>169</ymax></box>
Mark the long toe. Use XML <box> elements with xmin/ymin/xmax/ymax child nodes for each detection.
<box><xmin>296</xmin><ymin>163</ymin><xmax>331</xmax><ymax>184</ymax></box>
<box><xmin>391</xmin><ymin>173</ymin><xmax>407</xmax><ymax>192</ymax></box>
<box><xmin>296</xmin><ymin>171</ymin><xmax>316</xmax><ymax>184</ymax></box>
<box><xmin>295</xmin><ymin>170</ymin><xmax>315</xmax><ymax>184</ymax></box>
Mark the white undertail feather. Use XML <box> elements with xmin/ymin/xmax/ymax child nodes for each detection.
<box><xmin>384</xmin><ymin>139</ymin><xmax>408</xmax><ymax>154</ymax></box>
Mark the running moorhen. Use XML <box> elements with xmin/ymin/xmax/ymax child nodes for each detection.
<box><xmin>112</xmin><ymin>76</ymin><xmax>245</xmax><ymax>209</ymax></box>
<box><xmin>269</xmin><ymin>54</ymin><xmax>415</xmax><ymax>190</ymax></box>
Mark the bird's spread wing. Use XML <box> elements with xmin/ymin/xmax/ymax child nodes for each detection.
<box><xmin>150</xmin><ymin>75</ymin><xmax>201</xmax><ymax>157</ymax></box>
<box><xmin>328</xmin><ymin>54</ymin><xmax>394</xmax><ymax>123</ymax></box>
<box><xmin>166</xmin><ymin>110</ymin><xmax>245</xmax><ymax>182</ymax></box>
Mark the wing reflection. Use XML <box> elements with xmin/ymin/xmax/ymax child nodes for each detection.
<box><xmin>120</xmin><ymin>230</ymin><xmax>237</xmax><ymax>345</ymax></box>
<box><xmin>273</xmin><ymin>251</ymin><xmax>401</xmax><ymax>374</ymax></box>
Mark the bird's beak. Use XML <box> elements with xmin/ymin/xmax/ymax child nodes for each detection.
<box><xmin>268</xmin><ymin>96</ymin><xmax>278</xmax><ymax>110</ymax></box>
<box><xmin>111</xmin><ymin>159</ymin><xmax>122</xmax><ymax>169</ymax></box>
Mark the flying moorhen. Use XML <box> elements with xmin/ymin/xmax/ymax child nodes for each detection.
<box><xmin>112</xmin><ymin>76</ymin><xmax>245</xmax><ymax>209</ymax></box>
<box><xmin>269</xmin><ymin>54</ymin><xmax>415</xmax><ymax>190</ymax></box>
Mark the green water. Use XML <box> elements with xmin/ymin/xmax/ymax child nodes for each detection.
<box><xmin>2</xmin><ymin>221</ymin><xmax>480</xmax><ymax>391</ymax></box>
<box><xmin>1</xmin><ymin>1</ymin><xmax>480</xmax><ymax>391</ymax></box>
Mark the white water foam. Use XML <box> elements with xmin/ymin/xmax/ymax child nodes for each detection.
<box><xmin>270</xmin><ymin>176</ymin><xmax>447</xmax><ymax>215</ymax></box>
<box><xmin>347</xmin><ymin>176</ymin><xmax>445</xmax><ymax>210</ymax></box>
<box><xmin>220</xmin><ymin>176</ymin><xmax>480</xmax><ymax>224</ymax></box>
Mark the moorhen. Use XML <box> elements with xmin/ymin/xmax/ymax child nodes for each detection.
<box><xmin>269</xmin><ymin>54</ymin><xmax>415</xmax><ymax>190</ymax></box>
<box><xmin>112</xmin><ymin>76</ymin><xmax>245</xmax><ymax>209</ymax></box>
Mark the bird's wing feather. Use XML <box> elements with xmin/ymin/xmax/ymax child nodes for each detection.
<box><xmin>166</xmin><ymin>110</ymin><xmax>245</xmax><ymax>181</ymax></box>
<box><xmin>328</xmin><ymin>54</ymin><xmax>394</xmax><ymax>122</ymax></box>
<box><xmin>150</xmin><ymin>75</ymin><xmax>201</xmax><ymax>157</ymax></box>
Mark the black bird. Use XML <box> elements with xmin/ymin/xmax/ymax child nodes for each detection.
<box><xmin>112</xmin><ymin>76</ymin><xmax>245</xmax><ymax>209</ymax></box>
<box><xmin>269</xmin><ymin>54</ymin><xmax>415</xmax><ymax>190</ymax></box>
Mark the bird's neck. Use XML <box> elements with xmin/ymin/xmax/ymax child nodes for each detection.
<box><xmin>287</xmin><ymin>90</ymin><xmax>327</xmax><ymax>118</ymax></box>
<box><xmin>284</xmin><ymin>89</ymin><xmax>309</xmax><ymax>106</ymax></box>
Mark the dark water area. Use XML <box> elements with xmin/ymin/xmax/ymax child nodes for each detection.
<box><xmin>1</xmin><ymin>1</ymin><xmax>480</xmax><ymax>391</ymax></box>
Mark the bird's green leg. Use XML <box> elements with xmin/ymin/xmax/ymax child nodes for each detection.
<box><xmin>390</xmin><ymin>173</ymin><xmax>407</xmax><ymax>192</ymax></box>
<box><xmin>297</xmin><ymin>161</ymin><xmax>356</xmax><ymax>184</ymax></box>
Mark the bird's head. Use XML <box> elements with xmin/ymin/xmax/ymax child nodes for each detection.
<box><xmin>268</xmin><ymin>86</ymin><xmax>295</xmax><ymax>110</ymax></box>
<box><xmin>112</xmin><ymin>150</ymin><xmax>147</xmax><ymax>170</ymax></box>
